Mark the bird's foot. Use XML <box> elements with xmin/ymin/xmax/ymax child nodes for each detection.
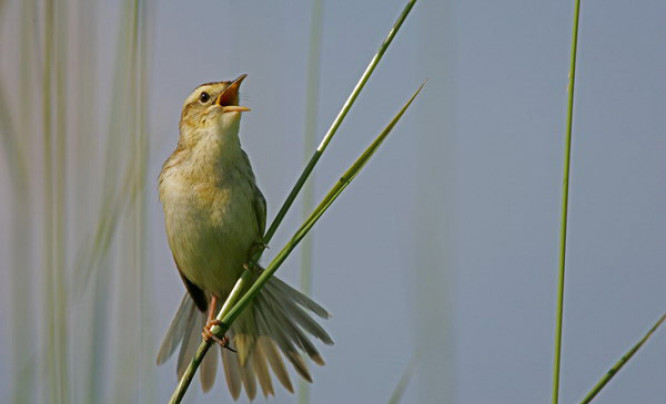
<box><xmin>202</xmin><ymin>319</ymin><xmax>236</xmax><ymax>352</ymax></box>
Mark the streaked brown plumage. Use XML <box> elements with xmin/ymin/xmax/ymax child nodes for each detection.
<box><xmin>157</xmin><ymin>75</ymin><xmax>333</xmax><ymax>400</ymax></box>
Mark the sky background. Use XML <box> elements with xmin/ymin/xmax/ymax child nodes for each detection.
<box><xmin>1</xmin><ymin>1</ymin><xmax>665</xmax><ymax>403</ymax></box>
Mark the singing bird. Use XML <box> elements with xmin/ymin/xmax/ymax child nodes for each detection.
<box><xmin>157</xmin><ymin>75</ymin><xmax>333</xmax><ymax>400</ymax></box>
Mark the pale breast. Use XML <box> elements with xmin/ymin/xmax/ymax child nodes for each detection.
<box><xmin>160</xmin><ymin>154</ymin><xmax>260</xmax><ymax>297</ymax></box>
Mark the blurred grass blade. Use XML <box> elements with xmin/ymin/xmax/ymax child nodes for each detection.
<box><xmin>263</xmin><ymin>0</ymin><xmax>419</xmax><ymax>243</ymax></box>
<box><xmin>169</xmin><ymin>83</ymin><xmax>425</xmax><ymax>404</ymax></box>
<box><xmin>387</xmin><ymin>353</ymin><xmax>419</xmax><ymax>404</ymax></box>
<box><xmin>136</xmin><ymin>1</ymin><xmax>157</xmax><ymax>401</ymax></box>
<box><xmin>552</xmin><ymin>1</ymin><xmax>582</xmax><ymax>403</ymax></box>
<box><xmin>0</xmin><ymin>41</ymin><xmax>34</xmax><ymax>404</ymax></box>
<box><xmin>0</xmin><ymin>85</ymin><xmax>28</xmax><ymax>185</ymax></box>
<box><xmin>578</xmin><ymin>313</ymin><xmax>666</xmax><ymax>404</ymax></box>
<box><xmin>299</xmin><ymin>1</ymin><xmax>324</xmax><ymax>402</ymax></box>
<box><xmin>72</xmin><ymin>0</ymin><xmax>146</xmax><ymax>295</ymax></box>
<box><xmin>53</xmin><ymin>0</ymin><xmax>70</xmax><ymax>401</ymax></box>
<box><xmin>42</xmin><ymin>0</ymin><xmax>58</xmax><ymax>401</ymax></box>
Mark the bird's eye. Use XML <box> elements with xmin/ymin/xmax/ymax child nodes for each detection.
<box><xmin>199</xmin><ymin>92</ymin><xmax>211</xmax><ymax>103</ymax></box>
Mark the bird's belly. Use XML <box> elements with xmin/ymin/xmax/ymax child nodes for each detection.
<box><xmin>162</xmin><ymin>179</ymin><xmax>258</xmax><ymax>297</ymax></box>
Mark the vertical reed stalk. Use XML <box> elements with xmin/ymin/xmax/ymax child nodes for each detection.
<box><xmin>552</xmin><ymin>1</ymin><xmax>582</xmax><ymax>403</ymax></box>
<box><xmin>53</xmin><ymin>0</ymin><xmax>70</xmax><ymax>400</ymax></box>
<box><xmin>112</xmin><ymin>0</ymin><xmax>142</xmax><ymax>401</ymax></box>
<box><xmin>299</xmin><ymin>1</ymin><xmax>324</xmax><ymax>403</ymax></box>
<box><xmin>11</xmin><ymin>0</ymin><xmax>36</xmax><ymax>401</ymax></box>
<box><xmin>137</xmin><ymin>1</ymin><xmax>156</xmax><ymax>400</ymax></box>
<box><xmin>73</xmin><ymin>0</ymin><xmax>97</xmax><ymax>398</ymax></box>
<box><xmin>86</xmin><ymin>0</ymin><xmax>140</xmax><ymax>399</ymax></box>
<box><xmin>41</xmin><ymin>1</ymin><xmax>57</xmax><ymax>401</ymax></box>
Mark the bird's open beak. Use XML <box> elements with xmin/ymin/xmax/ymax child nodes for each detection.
<box><xmin>216</xmin><ymin>74</ymin><xmax>251</xmax><ymax>113</ymax></box>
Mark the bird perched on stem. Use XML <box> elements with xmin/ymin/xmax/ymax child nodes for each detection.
<box><xmin>157</xmin><ymin>74</ymin><xmax>333</xmax><ymax>400</ymax></box>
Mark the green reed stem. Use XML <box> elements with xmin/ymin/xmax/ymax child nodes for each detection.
<box><xmin>168</xmin><ymin>83</ymin><xmax>424</xmax><ymax>404</ymax></box>
<box><xmin>579</xmin><ymin>313</ymin><xmax>666</xmax><ymax>404</ymax></box>
<box><xmin>552</xmin><ymin>1</ymin><xmax>581</xmax><ymax>403</ymax></box>
<box><xmin>168</xmin><ymin>269</ymin><xmax>251</xmax><ymax>404</ymax></box>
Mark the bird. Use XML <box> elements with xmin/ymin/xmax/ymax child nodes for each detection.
<box><xmin>156</xmin><ymin>74</ymin><xmax>333</xmax><ymax>400</ymax></box>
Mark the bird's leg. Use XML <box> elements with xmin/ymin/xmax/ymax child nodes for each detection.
<box><xmin>202</xmin><ymin>296</ymin><xmax>236</xmax><ymax>352</ymax></box>
<box><xmin>206</xmin><ymin>296</ymin><xmax>217</xmax><ymax>324</ymax></box>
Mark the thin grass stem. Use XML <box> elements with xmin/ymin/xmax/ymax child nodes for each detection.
<box><xmin>578</xmin><ymin>313</ymin><xmax>666</xmax><ymax>404</ymax></box>
<box><xmin>552</xmin><ymin>1</ymin><xmax>582</xmax><ymax>403</ymax></box>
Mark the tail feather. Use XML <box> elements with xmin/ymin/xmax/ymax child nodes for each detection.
<box><xmin>254</xmin><ymin>293</ymin><xmax>313</xmax><ymax>382</ymax></box>
<box><xmin>157</xmin><ymin>294</ymin><xmax>196</xmax><ymax>364</ymax></box>
<box><xmin>176</xmin><ymin>305</ymin><xmax>200</xmax><ymax>379</ymax></box>
<box><xmin>157</xmin><ymin>276</ymin><xmax>333</xmax><ymax>401</ymax></box>
<box><xmin>268</xmin><ymin>278</ymin><xmax>330</xmax><ymax>319</ymax></box>
<box><xmin>262</xmin><ymin>295</ymin><xmax>325</xmax><ymax>366</ymax></box>
<box><xmin>285</xmin><ymin>351</ymin><xmax>312</xmax><ymax>383</ymax></box>
<box><xmin>252</xmin><ymin>339</ymin><xmax>274</xmax><ymax>397</ymax></box>
<box><xmin>253</xmin><ymin>298</ymin><xmax>306</xmax><ymax>385</ymax></box>
<box><xmin>221</xmin><ymin>337</ymin><xmax>242</xmax><ymax>400</ymax></box>
<box><xmin>263</xmin><ymin>285</ymin><xmax>333</xmax><ymax>345</ymax></box>
<box><xmin>258</xmin><ymin>337</ymin><xmax>293</xmax><ymax>393</ymax></box>
<box><xmin>200</xmin><ymin>343</ymin><xmax>218</xmax><ymax>392</ymax></box>
<box><xmin>238</xmin><ymin>353</ymin><xmax>257</xmax><ymax>400</ymax></box>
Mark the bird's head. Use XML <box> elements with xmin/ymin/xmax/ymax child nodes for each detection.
<box><xmin>179</xmin><ymin>74</ymin><xmax>250</xmax><ymax>143</ymax></box>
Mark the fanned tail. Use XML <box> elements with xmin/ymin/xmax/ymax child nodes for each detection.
<box><xmin>156</xmin><ymin>277</ymin><xmax>333</xmax><ymax>401</ymax></box>
<box><xmin>156</xmin><ymin>294</ymin><xmax>219</xmax><ymax>392</ymax></box>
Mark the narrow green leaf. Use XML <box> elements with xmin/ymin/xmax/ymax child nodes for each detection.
<box><xmin>579</xmin><ymin>313</ymin><xmax>666</xmax><ymax>404</ymax></box>
<box><xmin>552</xmin><ymin>1</ymin><xmax>582</xmax><ymax>403</ymax></box>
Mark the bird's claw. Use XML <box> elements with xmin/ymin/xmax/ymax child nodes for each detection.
<box><xmin>202</xmin><ymin>319</ymin><xmax>236</xmax><ymax>352</ymax></box>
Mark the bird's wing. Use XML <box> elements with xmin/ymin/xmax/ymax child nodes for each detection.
<box><xmin>253</xmin><ymin>185</ymin><xmax>267</xmax><ymax>237</ymax></box>
<box><xmin>241</xmin><ymin>150</ymin><xmax>267</xmax><ymax>237</ymax></box>
<box><xmin>173</xmin><ymin>254</ymin><xmax>208</xmax><ymax>312</ymax></box>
